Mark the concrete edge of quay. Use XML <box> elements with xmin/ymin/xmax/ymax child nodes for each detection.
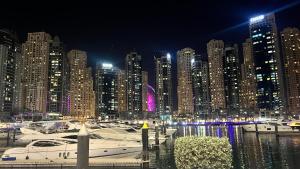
<box><xmin>0</xmin><ymin>152</ymin><xmax>144</xmax><ymax>168</ymax></box>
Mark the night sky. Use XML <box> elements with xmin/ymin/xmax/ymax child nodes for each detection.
<box><xmin>1</xmin><ymin>0</ymin><xmax>300</xmax><ymax>108</ymax></box>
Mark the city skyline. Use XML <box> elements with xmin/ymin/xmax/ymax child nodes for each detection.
<box><xmin>1</xmin><ymin>2</ymin><xmax>300</xmax><ymax>169</ymax></box>
<box><xmin>1</xmin><ymin>1</ymin><xmax>300</xmax><ymax>89</ymax></box>
<box><xmin>1</xmin><ymin>1</ymin><xmax>300</xmax><ymax>117</ymax></box>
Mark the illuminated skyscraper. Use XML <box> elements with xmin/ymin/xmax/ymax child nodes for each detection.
<box><xmin>192</xmin><ymin>55</ymin><xmax>210</xmax><ymax>117</ymax></box>
<box><xmin>207</xmin><ymin>40</ymin><xmax>226</xmax><ymax>114</ymax></box>
<box><xmin>249</xmin><ymin>13</ymin><xmax>283</xmax><ymax>112</ymax></box>
<box><xmin>147</xmin><ymin>85</ymin><xmax>156</xmax><ymax>113</ymax></box>
<box><xmin>142</xmin><ymin>71</ymin><xmax>148</xmax><ymax>113</ymax></box>
<box><xmin>12</xmin><ymin>41</ymin><xmax>24</xmax><ymax>115</ymax></box>
<box><xmin>240</xmin><ymin>38</ymin><xmax>256</xmax><ymax>113</ymax></box>
<box><xmin>224</xmin><ymin>44</ymin><xmax>240</xmax><ymax>115</ymax></box>
<box><xmin>68</xmin><ymin>50</ymin><xmax>95</xmax><ymax>118</ymax></box>
<box><xmin>95</xmin><ymin>63</ymin><xmax>118</xmax><ymax>118</ymax></box>
<box><xmin>125</xmin><ymin>51</ymin><xmax>142</xmax><ymax>118</ymax></box>
<box><xmin>47</xmin><ymin>36</ymin><xmax>68</xmax><ymax>115</ymax></box>
<box><xmin>155</xmin><ymin>53</ymin><xmax>172</xmax><ymax>115</ymax></box>
<box><xmin>0</xmin><ymin>29</ymin><xmax>21</xmax><ymax>117</ymax></box>
<box><xmin>177</xmin><ymin>48</ymin><xmax>194</xmax><ymax>115</ymax></box>
<box><xmin>281</xmin><ymin>27</ymin><xmax>300</xmax><ymax>114</ymax></box>
<box><xmin>117</xmin><ymin>70</ymin><xmax>127</xmax><ymax>113</ymax></box>
<box><xmin>22</xmin><ymin>32</ymin><xmax>51</xmax><ymax>114</ymax></box>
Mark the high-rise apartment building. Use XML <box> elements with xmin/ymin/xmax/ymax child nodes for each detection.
<box><xmin>125</xmin><ymin>51</ymin><xmax>142</xmax><ymax>118</ymax></box>
<box><xmin>155</xmin><ymin>53</ymin><xmax>172</xmax><ymax>115</ymax></box>
<box><xmin>207</xmin><ymin>40</ymin><xmax>226</xmax><ymax>114</ymax></box>
<box><xmin>95</xmin><ymin>63</ymin><xmax>118</xmax><ymax>118</ymax></box>
<box><xmin>22</xmin><ymin>32</ymin><xmax>51</xmax><ymax>114</ymax></box>
<box><xmin>117</xmin><ymin>70</ymin><xmax>127</xmax><ymax>113</ymax></box>
<box><xmin>192</xmin><ymin>55</ymin><xmax>210</xmax><ymax>117</ymax></box>
<box><xmin>12</xmin><ymin>42</ymin><xmax>24</xmax><ymax>115</ymax></box>
<box><xmin>224</xmin><ymin>44</ymin><xmax>240</xmax><ymax>115</ymax></box>
<box><xmin>47</xmin><ymin>36</ymin><xmax>68</xmax><ymax>115</ymax></box>
<box><xmin>142</xmin><ymin>71</ymin><xmax>148</xmax><ymax>113</ymax></box>
<box><xmin>0</xmin><ymin>29</ymin><xmax>21</xmax><ymax>117</ymax></box>
<box><xmin>68</xmin><ymin>50</ymin><xmax>95</xmax><ymax>118</ymax></box>
<box><xmin>281</xmin><ymin>27</ymin><xmax>300</xmax><ymax>114</ymax></box>
<box><xmin>177</xmin><ymin>48</ymin><xmax>194</xmax><ymax>115</ymax></box>
<box><xmin>240</xmin><ymin>38</ymin><xmax>256</xmax><ymax>113</ymax></box>
<box><xmin>249</xmin><ymin>13</ymin><xmax>283</xmax><ymax>112</ymax></box>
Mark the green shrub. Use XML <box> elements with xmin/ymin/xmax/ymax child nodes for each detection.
<box><xmin>174</xmin><ymin>136</ymin><xmax>232</xmax><ymax>169</ymax></box>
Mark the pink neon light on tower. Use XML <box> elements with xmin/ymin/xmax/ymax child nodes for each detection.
<box><xmin>147</xmin><ymin>85</ymin><xmax>155</xmax><ymax>112</ymax></box>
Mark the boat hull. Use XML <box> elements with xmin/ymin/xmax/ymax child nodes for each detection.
<box><xmin>242</xmin><ymin>124</ymin><xmax>300</xmax><ymax>133</ymax></box>
<box><xmin>2</xmin><ymin>145</ymin><xmax>142</xmax><ymax>161</ymax></box>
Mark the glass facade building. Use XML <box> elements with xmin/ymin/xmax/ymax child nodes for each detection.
<box><xmin>191</xmin><ymin>55</ymin><xmax>210</xmax><ymax>117</ymax></box>
<box><xmin>224</xmin><ymin>44</ymin><xmax>240</xmax><ymax>115</ymax></box>
<box><xmin>125</xmin><ymin>51</ymin><xmax>142</xmax><ymax>118</ymax></box>
<box><xmin>47</xmin><ymin>36</ymin><xmax>68</xmax><ymax>115</ymax></box>
<box><xmin>249</xmin><ymin>13</ymin><xmax>283</xmax><ymax>112</ymax></box>
<box><xmin>0</xmin><ymin>29</ymin><xmax>20</xmax><ymax>117</ymax></box>
<box><xmin>95</xmin><ymin>63</ymin><xmax>118</xmax><ymax>118</ymax></box>
<box><xmin>155</xmin><ymin>53</ymin><xmax>173</xmax><ymax>115</ymax></box>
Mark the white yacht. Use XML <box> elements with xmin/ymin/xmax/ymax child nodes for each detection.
<box><xmin>166</xmin><ymin>128</ymin><xmax>177</xmax><ymax>136</ymax></box>
<box><xmin>288</xmin><ymin>120</ymin><xmax>300</xmax><ymax>129</ymax></box>
<box><xmin>2</xmin><ymin>138</ymin><xmax>142</xmax><ymax>161</ymax></box>
<box><xmin>92</xmin><ymin>127</ymin><xmax>167</xmax><ymax>144</ymax></box>
<box><xmin>16</xmin><ymin>129</ymin><xmax>141</xmax><ymax>146</ymax></box>
<box><xmin>18</xmin><ymin>120</ymin><xmax>91</xmax><ymax>135</ymax></box>
<box><xmin>20</xmin><ymin>120</ymin><xmax>70</xmax><ymax>134</ymax></box>
<box><xmin>242</xmin><ymin>119</ymin><xmax>300</xmax><ymax>133</ymax></box>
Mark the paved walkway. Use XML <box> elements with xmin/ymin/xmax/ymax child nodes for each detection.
<box><xmin>0</xmin><ymin>152</ymin><xmax>143</xmax><ymax>168</ymax></box>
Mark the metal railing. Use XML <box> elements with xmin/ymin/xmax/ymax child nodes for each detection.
<box><xmin>0</xmin><ymin>163</ymin><xmax>150</xmax><ymax>169</ymax></box>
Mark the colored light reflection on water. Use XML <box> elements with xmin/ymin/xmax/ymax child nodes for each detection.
<box><xmin>149</xmin><ymin>125</ymin><xmax>300</xmax><ymax>169</ymax></box>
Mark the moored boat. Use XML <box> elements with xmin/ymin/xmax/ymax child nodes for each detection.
<box><xmin>289</xmin><ymin>120</ymin><xmax>300</xmax><ymax>129</ymax></box>
<box><xmin>2</xmin><ymin>138</ymin><xmax>142</xmax><ymax>161</ymax></box>
<box><xmin>242</xmin><ymin>119</ymin><xmax>300</xmax><ymax>133</ymax></box>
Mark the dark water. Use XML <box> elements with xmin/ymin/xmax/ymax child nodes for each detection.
<box><xmin>150</xmin><ymin>125</ymin><xmax>300</xmax><ymax>169</ymax></box>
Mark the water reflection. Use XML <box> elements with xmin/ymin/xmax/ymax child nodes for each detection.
<box><xmin>152</xmin><ymin>125</ymin><xmax>300</xmax><ymax>169</ymax></box>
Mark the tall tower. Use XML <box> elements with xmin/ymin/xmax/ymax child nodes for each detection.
<box><xmin>47</xmin><ymin>36</ymin><xmax>68</xmax><ymax>115</ymax></box>
<box><xmin>281</xmin><ymin>27</ymin><xmax>300</xmax><ymax>114</ymax></box>
<box><xmin>240</xmin><ymin>38</ymin><xmax>256</xmax><ymax>114</ymax></box>
<box><xmin>155</xmin><ymin>53</ymin><xmax>172</xmax><ymax>115</ymax></box>
<box><xmin>249</xmin><ymin>13</ymin><xmax>283</xmax><ymax>112</ymax></box>
<box><xmin>117</xmin><ymin>70</ymin><xmax>127</xmax><ymax>113</ymax></box>
<box><xmin>12</xmin><ymin>40</ymin><xmax>24</xmax><ymax>115</ymax></box>
<box><xmin>224</xmin><ymin>44</ymin><xmax>240</xmax><ymax>115</ymax></box>
<box><xmin>125</xmin><ymin>51</ymin><xmax>142</xmax><ymax>118</ymax></box>
<box><xmin>192</xmin><ymin>55</ymin><xmax>210</xmax><ymax>118</ymax></box>
<box><xmin>68</xmin><ymin>50</ymin><xmax>95</xmax><ymax>118</ymax></box>
<box><xmin>0</xmin><ymin>29</ymin><xmax>21</xmax><ymax>117</ymax></box>
<box><xmin>177</xmin><ymin>48</ymin><xmax>194</xmax><ymax>115</ymax></box>
<box><xmin>142</xmin><ymin>71</ymin><xmax>148</xmax><ymax>113</ymax></box>
<box><xmin>22</xmin><ymin>32</ymin><xmax>51</xmax><ymax>114</ymax></box>
<box><xmin>207</xmin><ymin>40</ymin><xmax>226</xmax><ymax>114</ymax></box>
<box><xmin>95</xmin><ymin>63</ymin><xmax>118</xmax><ymax>118</ymax></box>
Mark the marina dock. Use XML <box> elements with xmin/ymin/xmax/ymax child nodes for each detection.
<box><xmin>276</xmin><ymin>132</ymin><xmax>300</xmax><ymax>136</ymax></box>
<box><xmin>0</xmin><ymin>152</ymin><xmax>144</xmax><ymax>169</ymax></box>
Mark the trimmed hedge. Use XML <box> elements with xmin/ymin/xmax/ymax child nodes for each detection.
<box><xmin>174</xmin><ymin>136</ymin><xmax>232</xmax><ymax>169</ymax></box>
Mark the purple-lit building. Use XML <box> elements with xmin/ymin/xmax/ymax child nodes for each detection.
<box><xmin>147</xmin><ymin>85</ymin><xmax>156</xmax><ymax>112</ymax></box>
